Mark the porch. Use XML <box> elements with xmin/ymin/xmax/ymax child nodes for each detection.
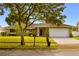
<box><xmin>36</xmin><ymin>27</ymin><xmax>49</xmax><ymax>37</ymax></box>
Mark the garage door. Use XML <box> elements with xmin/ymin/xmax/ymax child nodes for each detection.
<box><xmin>49</xmin><ymin>28</ymin><xmax>69</xmax><ymax>37</ymax></box>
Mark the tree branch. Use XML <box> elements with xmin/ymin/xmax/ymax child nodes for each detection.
<box><xmin>21</xmin><ymin>4</ymin><xmax>32</xmax><ymax>17</ymax></box>
<box><xmin>15</xmin><ymin>4</ymin><xmax>23</xmax><ymax>32</ymax></box>
<box><xmin>23</xmin><ymin>7</ymin><xmax>34</xmax><ymax>30</ymax></box>
<box><xmin>15</xmin><ymin>4</ymin><xmax>20</xmax><ymax>14</ymax></box>
<box><xmin>27</xmin><ymin>20</ymin><xmax>36</xmax><ymax>27</ymax></box>
<box><xmin>23</xmin><ymin>19</ymin><xmax>36</xmax><ymax>33</ymax></box>
<box><xmin>21</xmin><ymin>4</ymin><xmax>26</xmax><ymax>11</ymax></box>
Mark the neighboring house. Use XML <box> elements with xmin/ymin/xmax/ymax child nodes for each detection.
<box><xmin>27</xmin><ymin>23</ymin><xmax>71</xmax><ymax>38</ymax></box>
<box><xmin>72</xmin><ymin>21</ymin><xmax>79</xmax><ymax>36</ymax></box>
<box><xmin>4</xmin><ymin>26</ymin><xmax>16</xmax><ymax>36</ymax></box>
<box><xmin>0</xmin><ymin>27</ymin><xmax>5</xmax><ymax>33</ymax></box>
<box><xmin>0</xmin><ymin>27</ymin><xmax>5</xmax><ymax>36</ymax></box>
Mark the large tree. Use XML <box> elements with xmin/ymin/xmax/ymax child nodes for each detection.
<box><xmin>0</xmin><ymin>4</ymin><xmax>3</xmax><ymax>15</ymax></box>
<box><xmin>4</xmin><ymin>3</ymin><xmax>66</xmax><ymax>45</ymax></box>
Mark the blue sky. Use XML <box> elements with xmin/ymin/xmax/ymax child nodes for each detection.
<box><xmin>63</xmin><ymin>3</ymin><xmax>79</xmax><ymax>26</ymax></box>
<box><xmin>0</xmin><ymin>3</ymin><xmax>79</xmax><ymax>27</ymax></box>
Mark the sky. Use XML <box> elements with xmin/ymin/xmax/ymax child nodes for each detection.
<box><xmin>0</xmin><ymin>3</ymin><xmax>79</xmax><ymax>27</ymax></box>
<box><xmin>63</xmin><ymin>3</ymin><xmax>79</xmax><ymax>26</ymax></box>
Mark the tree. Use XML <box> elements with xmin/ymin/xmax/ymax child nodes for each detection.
<box><xmin>3</xmin><ymin>3</ymin><xmax>66</xmax><ymax>45</ymax></box>
<box><xmin>6</xmin><ymin>15</ymin><xmax>15</xmax><ymax>26</ymax></box>
<box><xmin>0</xmin><ymin>4</ymin><xmax>3</xmax><ymax>15</ymax></box>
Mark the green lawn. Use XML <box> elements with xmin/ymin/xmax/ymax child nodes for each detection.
<box><xmin>0</xmin><ymin>36</ymin><xmax>58</xmax><ymax>49</ymax></box>
<box><xmin>74</xmin><ymin>36</ymin><xmax>79</xmax><ymax>40</ymax></box>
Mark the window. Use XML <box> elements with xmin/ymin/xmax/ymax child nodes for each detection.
<box><xmin>10</xmin><ymin>29</ymin><xmax>15</xmax><ymax>32</ymax></box>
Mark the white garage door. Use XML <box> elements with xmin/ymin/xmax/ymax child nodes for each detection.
<box><xmin>49</xmin><ymin>28</ymin><xmax>69</xmax><ymax>37</ymax></box>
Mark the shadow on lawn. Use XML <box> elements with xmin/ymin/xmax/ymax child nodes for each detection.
<box><xmin>0</xmin><ymin>41</ymin><xmax>58</xmax><ymax>50</ymax></box>
<box><xmin>0</xmin><ymin>44</ymin><xmax>58</xmax><ymax>50</ymax></box>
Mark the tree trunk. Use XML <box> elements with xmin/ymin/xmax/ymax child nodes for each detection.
<box><xmin>21</xmin><ymin>34</ymin><xmax>25</xmax><ymax>45</ymax></box>
<box><xmin>33</xmin><ymin>36</ymin><xmax>36</xmax><ymax>47</ymax></box>
<box><xmin>46</xmin><ymin>35</ymin><xmax>51</xmax><ymax>47</ymax></box>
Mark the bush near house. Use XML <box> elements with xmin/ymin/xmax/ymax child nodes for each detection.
<box><xmin>28</xmin><ymin>32</ymin><xmax>34</xmax><ymax>36</ymax></box>
<box><xmin>69</xmin><ymin>28</ymin><xmax>73</xmax><ymax>37</ymax></box>
<box><xmin>1</xmin><ymin>32</ymin><xmax>7</xmax><ymax>36</ymax></box>
<box><xmin>69</xmin><ymin>32</ymin><xmax>73</xmax><ymax>37</ymax></box>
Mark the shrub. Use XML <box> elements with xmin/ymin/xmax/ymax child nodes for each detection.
<box><xmin>1</xmin><ymin>32</ymin><xmax>7</xmax><ymax>36</ymax></box>
<box><xmin>28</xmin><ymin>32</ymin><xmax>33</xmax><ymax>36</ymax></box>
<box><xmin>69</xmin><ymin>32</ymin><xmax>73</xmax><ymax>37</ymax></box>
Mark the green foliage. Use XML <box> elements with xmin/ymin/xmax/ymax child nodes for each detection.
<box><xmin>69</xmin><ymin>32</ymin><xmax>73</xmax><ymax>37</ymax></box>
<box><xmin>0</xmin><ymin>4</ymin><xmax>3</xmax><ymax>15</ymax></box>
<box><xmin>28</xmin><ymin>32</ymin><xmax>34</xmax><ymax>36</ymax></box>
<box><xmin>26</xmin><ymin>30</ymin><xmax>36</xmax><ymax>36</ymax></box>
<box><xmin>3</xmin><ymin>3</ymin><xmax>66</xmax><ymax>45</ymax></box>
<box><xmin>1</xmin><ymin>32</ymin><xmax>7</xmax><ymax>36</ymax></box>
<box><xmin>13</xmin><ymin>22</ymin><xmax>25</xmax><ymax>35</ymax></box>
<box><xmin>6</xmin><ymin>16</ymin><xmax>15</xmax><ymax>26</ymax></box>
<box><xmin>74</xmin><ymin>36</ymin><xmax>79</xmax><ymax>40</ymax></box>
<box><xmin>4</xmin><ymin>3</ymin><xmax>66</xmax><ymax>32</ymax></box>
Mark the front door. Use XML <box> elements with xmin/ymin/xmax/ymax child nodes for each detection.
<box><xmin>39</xmin><ymin>29</ymin><xmax>43</xmax><ymax>36</ymax></box>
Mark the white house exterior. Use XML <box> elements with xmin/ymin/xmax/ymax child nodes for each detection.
<box><xmin>27</xmin><ymin>23</ymin><xmax>71</xmax><ymax>38</ymax></box>
<box><xmin>0</xmin><ymin>23</ymin><xmax>71</xmax><ymax>37</ymax></box>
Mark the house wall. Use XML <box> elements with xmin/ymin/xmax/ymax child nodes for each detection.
<box><xmin>0</xmin><ymin>28</ymin><xmax>5</xmax><ymax>33</ymax></box>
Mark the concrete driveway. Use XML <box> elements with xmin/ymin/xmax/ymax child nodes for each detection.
<box><xmin>53</xmin><ymin>38</ymin><xmax>79</xmax><ymax>44</ymax></box>
<box><xmin>53</xmin><ymin>38</ymin><xmax>79</xmax><ymax>49</ymax></box>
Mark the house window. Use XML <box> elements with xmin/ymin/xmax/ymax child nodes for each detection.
<box><xmin>10</xmin><ymin>29</ymin><xmax>15</xmax><ymax>32</ymax></box>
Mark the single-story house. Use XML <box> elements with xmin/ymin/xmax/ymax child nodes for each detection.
<box><xmin>26</xmin><ymin>23</ymin><xmax>72</xmax><ymax>38</ymax></box>
<box><xmin>0</xmin><ymin>27</ymin><xmax>5</xmax><ymax>33</ymax></box>
<box><xmin>1</xmin><ymin>23</ymin><xmax>72</xmax><ymax>37</ymax></box>
<box><xmin>0</xmin><ymin>27</ymin><xmax>5</xmax><ymax>35</ymax></box>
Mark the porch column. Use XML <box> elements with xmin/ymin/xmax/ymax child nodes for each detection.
<box><xmin>37</xmin><ymin>27</ymin><xmax>40</xmax><ymax>36</ymax></box>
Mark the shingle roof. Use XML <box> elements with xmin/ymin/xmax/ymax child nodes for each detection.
<box><xmin>27</xmin><ymin>23</ymin><xmax>71</xmax><ymax>29</ymax></box>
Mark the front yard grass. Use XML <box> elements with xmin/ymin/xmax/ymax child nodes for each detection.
<box><xmin>74</xmin><ymin>36</ymin><xmax>79</xmax><ymax>40</ymax></box>
<box><xmin>0</xmin><ymin>36</ymin><xmax>58</xmax><ymax>49</ymax></box>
